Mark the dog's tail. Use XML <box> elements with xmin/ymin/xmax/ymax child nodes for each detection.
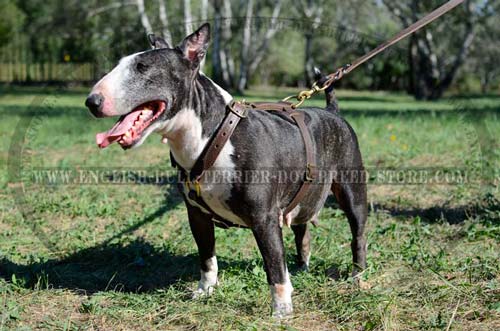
<box><xmin>314</xmin><ymin>67</ymin><xmax>339</xmax><ymax>113</ymax></box>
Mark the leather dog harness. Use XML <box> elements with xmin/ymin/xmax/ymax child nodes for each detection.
<box><xmin>168</xmin><ymin>0</ymin><xmax>465</xmax><ymax>227</ymax></box>
<box><xmin>172</xmin><ymin>100</ymin><xmax>318</xmax><ymax>226</ymax></box>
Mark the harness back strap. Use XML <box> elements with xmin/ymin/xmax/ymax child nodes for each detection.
<box><xmin>183</xmin><ymin>100</ymin><xmax>317</xmax><ymax>217</ymax></box>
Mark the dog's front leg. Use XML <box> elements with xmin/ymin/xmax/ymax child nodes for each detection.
<box><xmin>187</xmin><ymin>205</ymin><xmax>218</xmax><ymax>297</ymax></box>
<box><xmin>252</xmin><ymin>218</ymin><xmax>293</xmax><ymax>318</ymax></box>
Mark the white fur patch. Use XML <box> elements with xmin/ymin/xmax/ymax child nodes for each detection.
<box><xmin>194</xmin><ymin>256</ymin><xmax>218</xmax><ymax>297</ymax></box>
<box><xmin>160</xmin><ymin>108</ymin><xmax>207</xmax><ymax>169</ymax></box>
<box><xmin>94</xmin><ymin>52</ymin><xmax>144</xmax><ymax>112</ymax></box>
<box><xmin>158</xmin><ymin>107</ymin><xmax>247</xmax><ymax>227</ymax></box>
<box><xmin>304</xmin><ymin>251</ymin><xmax>311</xmax><ymax>267</ymax></box>
<box><xmin>199</xmin><ymin>142</ymin><xmax>247</xmax><ymax>226</ymax></box>
<box><xmin>270</xmin><ymin>269</ymin><xmax>293</xmax><ymax>317</ymax></box>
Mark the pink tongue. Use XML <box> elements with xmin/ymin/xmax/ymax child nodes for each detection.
<box><xmin>96</xmin><ymin>109</ymin><xmax>144</xmax><ymax>148</ymax></box>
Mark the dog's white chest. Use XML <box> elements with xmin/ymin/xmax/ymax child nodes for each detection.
<box><xmin>181</xmin><ymin>141</ymin><xmax>247</xmax><ymax>227</ymax></box>
<box><xmin>161</xmin><ymin>104</ymin><xmax>246</xmax><ymax>227</ymax></box>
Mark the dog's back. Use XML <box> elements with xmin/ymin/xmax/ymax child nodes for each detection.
<box><xmin>227</xmin><ymin>106</ymin><xmax>362</xmax><ymax>223</ymax></box>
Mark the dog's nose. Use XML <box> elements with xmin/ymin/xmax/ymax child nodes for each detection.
<box><xmin>85</xmin><ymin>93</ymin><xmax>104</xmax><ymax>117</ymax></box>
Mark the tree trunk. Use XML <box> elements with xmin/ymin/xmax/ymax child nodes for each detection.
<box><xmin>212</xmin><ymin>0</ymin><xmax>233</xmax><ymax>89</ymax></box>
<box><xmin>201</xmin><ymin>0</ymin><xmax>208</xmax><ymax>22</ymax></box>
<box><xmin>430</xmin><ymin>29</ymin><xmax>475</xmax><ymax>100</ymax></box>
<box><xmin>212</xmin><ymin>0</ymin><xmax>224</xmax><ymax>86</ymax></box>
<box><xmin>136</xmin><ymin>0</ymin><xmax>153</xmax><ymax>34</ymax></box>
<box><xmin>247</xmin><ymin>0</ymin><xmax>282</xmax><ymax>75</ymax></box>
<box><xmin>221</xmin><ymin>0</ymin><xmax>235</xmax><ymax>87</ymax></box>
<box><xmin>183</xmin><ymin>0</ymin><xmax>193</xmax><ymax>35</ymax></box>
<box><xmin>158</xmin><ymin>0</ymin><xmax>172</xmax><ymax>45</ymax></box>
<box><xmin>237</xmin><ymin>0</ymin><xmax>254</xmax><ymax>93</ymax></box>
<box><xmin>304</xmin><ymin>32</ymin><xmax>315</xmax><ymax>86</ymax></box>
<box><xmin>383</xmin><ymin>0</ymin><xmax>479</xmax><ymax>100</ymax></box>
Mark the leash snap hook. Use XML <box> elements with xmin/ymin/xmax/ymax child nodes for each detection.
<box><xmin>283</xmin><ymin>85</ymin><xmax>320</xmax><ymax>108</ymax></box>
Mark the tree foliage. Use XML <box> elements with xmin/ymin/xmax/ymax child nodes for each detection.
<box><xmin>0</xmin><ymin>0</ymin><xmax>498</xmax><ymax>97</ymax></box>
<box><xmin>0</xmin><ymin>0</ymin><xmax>25</xmax><ymax>48</ymax></box>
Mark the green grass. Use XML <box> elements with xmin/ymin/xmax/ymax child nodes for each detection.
<box><xmin>0</xmin><ymin>85</ymin><xmax>499</xmax><ymax>330</ymax></box>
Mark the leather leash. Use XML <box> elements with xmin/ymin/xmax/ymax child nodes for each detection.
<box><xmin>174</xmin><ymin>100</ymin><xmax>317</xmax><ymax>221</ymax></box>
<box><xmin>284</xmin><ymin>0</ymin><xmax>465</xmax><ymax>107</ymax></box>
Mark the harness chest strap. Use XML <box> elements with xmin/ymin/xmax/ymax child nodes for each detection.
<box><xmin>180</xmin><ymin>100</ymin><xmax>317</xmax><ymax>218</ymax></box>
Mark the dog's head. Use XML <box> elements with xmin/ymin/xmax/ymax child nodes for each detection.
<box><xmin>85</xmin><ymin>24</ymin><xmax>210</xmax><ymax>149</ymax></box>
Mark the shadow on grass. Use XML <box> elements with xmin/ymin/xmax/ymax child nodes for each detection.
<box><xmin>0</xmin><ymin>175</ymin><xmax>261</xmax><ymax>295</ymax></box>
<box><xmin>2</xmin><ymin>172</ymin><xmax>497</xmax><ymax>295</ymax></box>
<box><xmin>325</xmin><ymin>194</ymin><xmax>499</xmax><ymax>225</ymax></box>
<box><xmin>0</xmin><ymin>173</ymin><xmax>201</xmax><ymax>294</ymax></box>
<box><xmin>371</xmin><ymin>193</ymin><xmax>500</xmax><ymax>225</ymax></box>
<box><xmin>0</xmin><ymin>238</ymin><xmax>255</xmax><ymax>295</ymax></box>
<box><xmin>372</xmin><ymin>204</ymin><xmax>472</xmax><ymax>224</ymax></box>
<box><xmin>0</xmin><ymin>238</ymin><xmax>199</xmax><ymax>293</ymax></box>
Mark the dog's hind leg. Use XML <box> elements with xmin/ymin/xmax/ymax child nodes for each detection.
<box><xmin>291</xmin><ymin>223</ymin><xmax>311</xmax><ymax>271</ymax></box>
<box><xmin>331</xmin><ymin>180</ymin><xmax>368</xmax><ymax>282</ymax></box>
<box><xmin>187</xmin><ymin>205</ymin><xmax>218</xmax><ymax>297</ymax></box>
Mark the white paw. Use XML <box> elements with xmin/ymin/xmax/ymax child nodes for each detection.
<box><xmin>192</xmin><ymin>286</ymin><xmax>214</xmax><ymax>299</ymax></box>
<box><xmin>272</xmin><ymin>302</ymin><xmax>293</xmax><ymax>319</ymax></box>
<box><xmin>192</xmin><ymin>279</ymin><xmax>218</xmax><ymax>299</ymax></box>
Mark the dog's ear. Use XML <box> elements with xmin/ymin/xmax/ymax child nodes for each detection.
<box><xmin>148</xmin><ymin>34</ymin><xmax>170</xmax><ymax>49</ymax></box>
<box><xmin>178</xmin><ymin>23</ymin><xmax>210</xmax><ymax>68</ymax></box>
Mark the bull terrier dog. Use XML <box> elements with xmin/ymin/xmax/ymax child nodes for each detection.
<box><xmin>85</xmin><ymin>23</ymin><xmax>367</xmax><ymax>318</ymax></box>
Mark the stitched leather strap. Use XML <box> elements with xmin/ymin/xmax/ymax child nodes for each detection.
<box><xmin>189</xmin><ymin>101</ymin><xmax>248</xmax><ymax>182</ymax></box>
<box><xmin>283</xmin><ymin>111</ymin><xmax>317</xmax><ymax>216</ymax></box>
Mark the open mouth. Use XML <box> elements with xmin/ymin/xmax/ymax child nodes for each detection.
<box><xmin>96</xmin><ymin>100</ymin><xmax>166</xmax><ymax>149</ymax></box>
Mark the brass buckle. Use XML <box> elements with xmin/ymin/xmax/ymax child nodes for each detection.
<box><xmin>228</xmin><ymin>101</ymin><xmax>248</xmax><ymax>118</ymax></box>
<box><xmin>185</xmin><ymin>179</ymin><xmax>202</xmax><ymax>197</ymax></box>
<box><xmin>305</xmin><ymin>163</ymin><xmax>316</xmax><ymax>182</ymax></box>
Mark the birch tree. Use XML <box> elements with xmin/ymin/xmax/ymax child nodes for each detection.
<box><xmin>158</xmin><ymin>0</ymin><xmax>172</xmax><ymax>45</ymax></box>
<box><xmin>212</xmin><ymin>0</ymin><xmax>282</xmax><ymax>92</ymax></box>
<box><xmin>293</xmin><ymin>0</ymin><xmax>325</xmax><ymax>86</ymax></box>
<box><xmin>183</xmin><ymin>0</ymin><xmax>193</xmax><ymax>35</ymax></box>
<box><xmin>136</xmin><ymin>0</ymin><xmax>153</xmax><ymax>34</ymax></box>
<box><xmin>381</xmin><ymin>0</ymin><xmax>497</xmax><ymax>100</ymax></box>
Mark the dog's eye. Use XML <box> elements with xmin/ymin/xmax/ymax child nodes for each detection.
<box><xmin>136</xmin><ymin>62</ymin><xmax>148</xmax><ymax>73</ymax></box>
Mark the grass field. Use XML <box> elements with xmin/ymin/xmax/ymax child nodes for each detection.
<box><xmin>0</xmin><ymin>85</ymin><xmax>499</xmax><ymax>330</ymax></box>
